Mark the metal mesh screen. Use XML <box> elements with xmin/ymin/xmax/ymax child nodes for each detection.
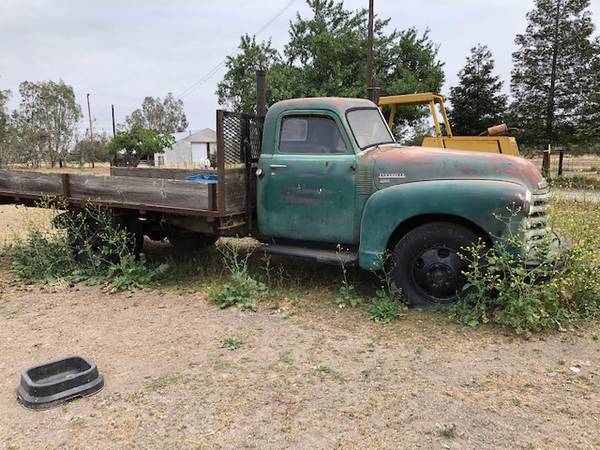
<box><xmin>220</xmin><ymin>111</ymin><xmax>263</xmax><ymax>166</ymax></box>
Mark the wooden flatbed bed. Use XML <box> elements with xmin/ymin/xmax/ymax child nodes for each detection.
<box><xmin>0</xmin><ymin>110</ymin><xmax>262</xmax><ymax>238</ymax></box>
<box><xmin>0</xmin><ymin>167</ymin><xmax>248</xmax><ymax>216</ymax></box>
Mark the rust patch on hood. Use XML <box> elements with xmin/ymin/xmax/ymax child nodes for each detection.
<box><xmin>365</xmin><ymin>145</ymin><xmax>544</xmax><ymax>191</ymax></box>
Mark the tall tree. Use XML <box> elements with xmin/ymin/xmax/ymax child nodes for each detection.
<box><xmin>12</xmin><ymin>80</ymin><xmax>82</xmax><ymax>167</ymax></box>
<box><xmin>511</xmin><ymin>0</ymin><xmax>599</xmax><ymax>148</ymax></box>
<box><xmin>448</xmin><ymin>44</ymin><xmax>508</xmax><ymax>136</ymax></box>
<box><xmin>126</xmin><ymin>93</ymin><xmax>188</xmax><ymax>133</ymax></box>
<box><xmin>216</xmin><ymin>34</ymin><xmax>280</xmax><ymax>112</ymax></box>
<box><xmin>576</xmin><ymin>45</ymin><xmax>600</xmax><ymax>147</ymax></box>
<box><xmin>0</xmin><ymin>86</ymin><xmax>11</xmax><ymax>166</ymax></box>
<box><xmin>72</xmin><ymin>132</ymin><xmax>111</xmax><ymax>168</ymax></box>
<box><xmin>216</xmin><ymin>0</ymin><xmax>445</xmax><ymax>128</ymax></box>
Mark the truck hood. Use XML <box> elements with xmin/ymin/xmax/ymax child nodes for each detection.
<box><xmin>365</xmin><ymin>145</ymin><xmax>545</xmax><ymax>191</ymax></box>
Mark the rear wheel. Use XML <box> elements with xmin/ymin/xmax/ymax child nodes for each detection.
<box><xmin>167</xmin><ymin>231</ymin><xmax>218</xmax><ymax>252</ymax></box>
<box><xmin>58</xmin><ymin>210</ymin><xmax>143</xmax><ymax>266</ymax></box>
<box><xmin>390</xmin><ymin>222</ymin><xmax>483</xmax><ymax>308</ymax></box>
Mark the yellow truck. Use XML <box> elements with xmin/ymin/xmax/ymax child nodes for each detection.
<box><xmin>379</xmin><ymin>92</ymin><xmax>520</xmax><ymax>156</ymax></box>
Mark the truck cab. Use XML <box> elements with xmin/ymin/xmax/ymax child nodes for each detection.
<box><xmin>256</xmin><ymin>98</ymin><xmax>549</xmax><ymax>307</ymax></box>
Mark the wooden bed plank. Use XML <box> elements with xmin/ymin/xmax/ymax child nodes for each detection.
<box><xmin>68</xmin><ymin>174</ymin><xmax>210</xmax><ymax>211</ymax></box>
<box><xmin>109</xmin><ymin>167</ymin><xmax>217</xmax><ymax>180</ymax></box>
<box><xmin>0</xmin><ymin>170</ymin><xmax>64</xmax><ymax>197</ymax></box>
<box><xmin>0</xmin><ymin>169</ymin><xmax>211</xmax><ymax>212</ymax></box>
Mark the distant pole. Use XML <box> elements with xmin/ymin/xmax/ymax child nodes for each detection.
<box><xmin>111</xmin><ymin>104</ymin><xmax>116</xmax><ymax>137</ymax></box>
<box><xmin>366</xmin><ymin>0</ymin><xmax>374</xmax><ymax>95</ymax></box>
<box><xmin>86</xmin><ymin>93</ymin><xmax>93</xmax><ymax>140</ymax></box>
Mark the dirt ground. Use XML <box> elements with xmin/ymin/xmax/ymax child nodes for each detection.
<box><xmin>0</xmin><ymin>204</ymin><xmax>599</xmax><ymax>449</ymax></box>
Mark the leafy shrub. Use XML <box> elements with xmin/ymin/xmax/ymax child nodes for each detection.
<box><xmin>211</xmin><ymin>242</ymin><xmax>266</xmax><ymax>310</ymax></box>
<box><xmin>3</xmin><ymin>203</ymin><xmax>168</xmax><ymax>292</ymax></box>
<box><xmin>6</xmin><ymin>229</ymin><xmax>75</xmax><ymax>284</ymax></box>
<box><xmin>452</xmin><ymin>204</ymin><xmax>600</xmax><ymax>336</ymax></box>
<box><xmin>368</xmin><ymin>296</ymin><xmax>402</xmax><ymax>323</ymax></box>
<box><xmin>212</xmin><ymin>271</ymin><xmax>267</xmax><ymax>310</ymax></box>
<box><xmin>106</xmin><ymin>254</ymin><xmax>169</xmax><ymax>292</ymax></box>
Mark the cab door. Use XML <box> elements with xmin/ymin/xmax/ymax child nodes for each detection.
<box><xmin>257</xmin><ymin>111</ymin><xmax>357</xmax><ymax>244</ymax></box>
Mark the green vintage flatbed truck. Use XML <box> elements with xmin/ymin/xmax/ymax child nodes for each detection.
<box><xmin>0</xmin><ymin>97</ymin><xmax>550</xmax><ymax>307</ymax></box>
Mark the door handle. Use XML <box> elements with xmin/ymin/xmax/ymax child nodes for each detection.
<box><xmin>270</xmin><ymin>164</ymin><xmax>288</xmax><ymax>169</ymax></box>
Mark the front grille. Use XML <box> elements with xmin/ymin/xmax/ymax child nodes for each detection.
<box><xmin>525</xmin><ymin>187</ymin><xmax>550</xmax><ymax>248</ymax></box>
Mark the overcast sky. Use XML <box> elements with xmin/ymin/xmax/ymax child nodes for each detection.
<box><xmin>1</xmin><ymin>0</ymin><xmax>599</xmax><ymax>135</ymax></box>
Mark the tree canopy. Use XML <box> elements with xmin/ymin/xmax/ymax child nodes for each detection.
<box><xmin>72</xmin><ymin>133</ymin><xmax>111</xmax><ymax>168</ymax></box>
<box><xmin>216</xmin><ymin>0</ymin><xmax>445</xmax><ymax>132</ymax></box>
<box><xmin>126</xmin><ymin>93</ymin><xmax>188</xmax><ymax>134</ymax></box>
<box><xmin>10</xmin><ymin>80</ymin><xmax>82</xmax><ymax>167</ymax></box>
<box><xmin>108</xmin><ymin>126</ymin><xmax>175</xmax><ymax>167</ymax></box>
<box><xmin>448</xmin><ymin>44</ymin><xmax>508</xmax><ymax>136</ymax></box>
<box><xmin>511</xmin><ymin>0</ymin><xmax>599</xmax><ymax>148</ymax></box>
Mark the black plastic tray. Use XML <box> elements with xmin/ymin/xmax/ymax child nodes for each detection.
<box><xmin>16</xmin><ymin>355</ymin><xmax>104</xmax><ymax>410</ymax></box>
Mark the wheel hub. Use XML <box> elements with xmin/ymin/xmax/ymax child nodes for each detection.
<box><xmin>412</xmin><ymin>247</ymin><xmax>465</xmax><ymax>301</ymax></box>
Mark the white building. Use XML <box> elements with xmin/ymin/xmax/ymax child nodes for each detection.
<box><xmin>155</xmin><ymin>128</ymin><xmax>216</xmax><ymax>168</ymax></box>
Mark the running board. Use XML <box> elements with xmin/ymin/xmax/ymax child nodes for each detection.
<box><xmin>259</xmin><ymin>244</ymin><xmax>358</xmax><ymax>266</ymax></box>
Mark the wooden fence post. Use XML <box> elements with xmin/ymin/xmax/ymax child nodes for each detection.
<box><xmin>542</xmin><ymin>146</ymin><xmax>551</xmax><ymax>179</ymax></box>
<box><xmin>557</xmin><ymin>149</ymin><xmax>564</xmax><ymax>177</ymax></box>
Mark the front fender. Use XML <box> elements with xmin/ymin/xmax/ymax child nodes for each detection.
<box><xmin>358</xmin><ymin>179</ymin><xmax>527</xmax><ymax>270</ymax></box>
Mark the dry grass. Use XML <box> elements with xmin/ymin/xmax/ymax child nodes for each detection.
<box><xmin>528</xmin><ymin>154</ymin><xmax>600</xmax><ymax>178</ymax></box>
<box><xmin>0</xmin><ymin>205</ymin><xmax>54</xmax><ymax>245</ymax></box>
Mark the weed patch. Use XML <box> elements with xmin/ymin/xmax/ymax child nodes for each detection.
<box><xmin>368</xmin><ymin>296</ymin><xmax>402</xmax><ymax>323</ymax></box>
<box><xmin>211</xmin><ymin>242</ymin><xmax>266</xmax><ymax>311</ymax></box>
<box><xmin>2</xmin><ymin>203</ymin><xmax>168</xmax><ymax>291</ymax></box>
<box><xmin>221</xmin><ymin>336</ymin><xmax>242</xmax><ymax>351</ymax></box>
<box><xmin>332</xmin><ymin>246</ymin><xmax>364</xmax><ymax>308</ymax></box>
<box><xmin>452</xmin><ymin>202</ymin><xmax>600</xmax><ymax>336</ymax></box>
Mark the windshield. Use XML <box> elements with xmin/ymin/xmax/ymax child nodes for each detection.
<box><xmin>346</xmin><ymin>108</ymin><xmax>395</xmax><ymax>149</ymax></box>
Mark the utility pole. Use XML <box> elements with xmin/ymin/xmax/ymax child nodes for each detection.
<box><xmin>366</xmin><ymin>0</ymin><xmax>380</xmax><ymax>103</ymax></box>
<box><xmin>256</xmin><ymin>69</ymin><xmax>267</xmax><ymax>117</ymax></box>
<box><xmin>111</xmin><ymin>104</ymin><xmax>116</xmax><ymax>137</ymax></box>
<box><xmin>367</xmin><ymin>0</ymin><xmax>374</xmax><ymax>90</ymax></box>
<box><xmin>86</xmin><ymin>93</ymin><xmax>93</xmax><ymax>140</ymax></box>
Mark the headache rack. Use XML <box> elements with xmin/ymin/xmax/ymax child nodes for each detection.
<box><xmin>216</xmin><ymin>110</ymin><xmax>263</xmax><ymax>231</ymax></box>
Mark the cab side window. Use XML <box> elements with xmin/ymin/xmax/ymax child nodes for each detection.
<box><xmin>279</xmin><ymin>116</ymin><xmax>347</xmax><ymax>154</ymax></box>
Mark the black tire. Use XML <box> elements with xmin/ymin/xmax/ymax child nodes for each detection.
<box><xmin>390</xmin><ymin>222</ymin><xmax>482</xmax><ymax>308</ymax></box>
<box><xmin>167</xmin><ymin>231</ymin><xmax>218</xmax><ymax>252</ymax></box>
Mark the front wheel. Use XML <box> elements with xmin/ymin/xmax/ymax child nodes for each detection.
<box><xmin>390</xmin><ymin>222</ymin><xmax>483</xmax><ymax>308</ymax></box>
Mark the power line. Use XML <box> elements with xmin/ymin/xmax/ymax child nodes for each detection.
<box><xmin>176</xmin><ymin>0</ymin><xmax>297</xmax><ymax>100</ymax></box>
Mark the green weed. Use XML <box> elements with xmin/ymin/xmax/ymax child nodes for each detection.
<box><xmin>3</xmin><ymin>202</ymin><xmax>168</xmax><ymax>292</ymax></box>
<box><xmin>332</xmin><ymin>245</ymin><xmax>364</xmax><ymax>308</ymax></box>
<box><xmin>211</xmin><ymin>241</ymin><xmax>266</xmax><ymax>310</ymax></box>
<box><xmin>452</xmin><ymin>203</ymin><xmax>600</xmax><ymax>336</ymax></box>
<box><xmin>221</xmin><ymin>336</ymin><xmax>242</xmax><ymax>351</ymax></box>
<box><xmin>368</xmin><ymin>296</ymin><xmax>402</xmax><ymax>323</ymax></box>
